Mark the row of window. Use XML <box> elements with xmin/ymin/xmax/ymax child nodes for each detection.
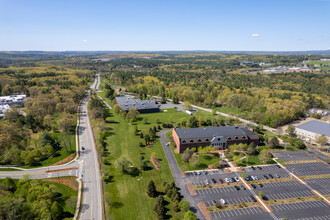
<box><xmin>181</xmin><ymin>136</ymin><xmax>245</xmax><ymax>143</ymax></box>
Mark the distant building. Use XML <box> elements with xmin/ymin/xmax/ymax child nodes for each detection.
<box><xmin>172</xmin><ymin>126</ymin><xmax>259</xmax><ymax>153</ymax></box>
<box><xmin>115</xmin><ymin>96</ymin><xmax>160</xmax><ymax>113</ymax></box>
<box><xmin>295</xmin><ymin>120</ymin><xmax>330</xmax><ymax>143</ymax></box>
<box><xmin>308</xmin><ymin>108</ymin><xmax>328</xmax><ymax>117</ymax></box>
<box><xmin>0</xmin><ymin>94</ymin><xmax>26</xmax><ymax>106</ymax></box>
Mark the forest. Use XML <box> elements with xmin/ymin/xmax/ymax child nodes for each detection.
<box><xmin>101</xmin><ymin>53</ymin><xmax>330</xmax><ymax>127</ymax></box>
<box><xmin>0</xmin><ymin>53</ymin><xmax>95</xmax><ymax>165</ymax></box>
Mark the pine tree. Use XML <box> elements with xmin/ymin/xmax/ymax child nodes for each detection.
<box><xmin>147</xmin><ymin>180</ymin><xmax>157</xmax><ymax>197</ymax></box>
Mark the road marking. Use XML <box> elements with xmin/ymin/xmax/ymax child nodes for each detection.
<box><xmin>78</xmin><ymin>160</ymin><xmax>84</xmax><ymax>164</ymax></box>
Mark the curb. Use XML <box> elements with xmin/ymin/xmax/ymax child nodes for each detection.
<box><xmin>312</xmin><ymin>190</ymin><xmax>330</xmax><ymax>205</ymax></box>
<box><xmin>254</xmin><ymin>196</ymin><xmax>273</xmax><ymax>212</ymax></box>
<box><xmin>198</xmin><ymin>202</ymin><xmax>212</xmax><ymax>220</ymax></box>
<box><xmin>74</xmin><ymin>178</ymin><xmax>83</xmax><ymax>220</ymax></box>
<box><xmin>187</xmin><ymin>182</ymin><xmax>196</xmax><ymax>196</ymax></box>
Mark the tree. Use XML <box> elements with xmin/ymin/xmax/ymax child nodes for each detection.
<box><xmin>179</xmin><ymin>199</ymin><xmax>190</xmax><ymax>212</ymax></box>
<box><xmin>173</xmin><ymin>201</ymin><xmax>180</xmax><ymax>212</ymax></box>
<box><xmin>184</xmin><ymin>102</ymin><xmax>192</xmax><ymax>110</ymax></box>
<box><xmin>117</xmin><ymin>157</ymin><xmax>131</xmax><ymax>174</ymax></box>
<box><xmin>50</xmin><ymin>201</ymin><xmax>63</xmax><ymax>220</ymax></box>
<box><xmin>134</xmin><ymin>126</ymin><xmax>138</xmax><ymax>134</ymax></box>
<box><xmin>184</xmin><ymin>210</ymin><xmax>197</xmax><ymax>220</ymax></box>
<box><xmin>316</xmin><ymin>135</ymin><xmax>328</xmax><ymax>147</ymax></box>
<box><xmin>144</xmin><ymin>134</ymin><xmax>151</xmax><ymax>145</ymax></box>
<box><xmin>292</xmin><ymin>138</ymin><xmax>306</xmax><ymax>149</ymax></box>
<box><xmin>189</xmin><ymin>154</ymin><xmax>200</xmax><ymax>168</ymax></box>
<box><xmin>182</xmin><ymin>149</ymin><xmax>194</xmax><ymax>163</ymax></box>
<box><xmin>286</xmin><ymin>125</ymin><xmax>296</xmax><ymax>137</ymax></box>
<box><xmin>259</xmin><ymin>150</ymin><xmax>272</xmax><ymax>163</ymax></box>
<box><xmin>139</xmin><ymin>142</ymin><xmax>144</xmax><ymax>148</ymax></box>
<box><xmin>268</xmin><ymin>137</ymin><xmax>280</xmax><ymax>149</ymax></box>
<box><xmin>154</xmin><ymin>195</ymin><xmax>165</xmax><ymax>219</ymax></box>
<box><xmin>143</xmin><ymin>117</ymin><xmax>148</xmax><ymax>124</ymax></box>
<box><xmin>113</xmin><ymin>104</ymin><xmax>121</xmax><ymax>114</ymax></box>
<box><xmin>258</xmin><ymin>191</ymin><xmax>264</xmax><ymax>199</ymax></box>
<box><xmin>212</xmin><ymin>109</ymin><xmax>217</xmax><ymax>115</ymax></box>
<box><xmin>58</xmin><ymin>113</ymin><xmax>73</xmax><ymax>132</ymax></box>
<box><xmin>215</xmin><ymin>201</ymin><xmax>222</xmax><ymax>209</ymax></box>
<box><xmin>126</xmin><ymin>108</ymin><xmax>140</xmax><ymax>120</ymax></box>
<box><xmin>140</xmin><ymin>160</ymin><xmax>148</xmax><ymax>171</ymax></box>
<box><xmin>241</xmin><ymin>172</ymin><xmax>247</xmax><ymax>179</ymax></box>
<box><xmin>147</xmin><ymin>180</ymin><xmax>157</xmax><ymax>197</ymax></box>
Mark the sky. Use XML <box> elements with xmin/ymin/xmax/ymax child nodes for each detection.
<box><xmin>0</xmin><ymin>0</ymin><xmax>329</xmax><ymax>51</ymax></box>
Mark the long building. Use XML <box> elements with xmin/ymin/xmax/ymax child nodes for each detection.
<box><xmin>295</xmin><ymin>120</ymin><xmax>330</xmax><ymax>143</ymax></box>
<box><xmin>0</xmin><ymin>94</ymin><xmax>26</xmax><ymax>106</ymax></box>
<box><xmin>172</xmin><ymin>126</ymin><xmax>259</xmax><ymax>153</ymax></box>
<box><xmin>115</xmin><ymin>96</ymin><xmax>160</xmax><ymax>113</ymax></box>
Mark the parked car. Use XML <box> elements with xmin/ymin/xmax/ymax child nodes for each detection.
<box><xmin>255</xmin><ymin>176</ymin><xmax>259</xmax><ymax>180</ymax></box>
<box><xmin>211</xmin><ymin>178</ymin><xmax>217</xmax><ymax>184</ymax></box>
<box><xmin>81</xmin><ymin>146</ymin><xmax>85</xmax><ymax>150</ymax></box>
<box><xmin>229</xmin><ymin>178</ymin><xmax>233</xmax><ymax>183</ymax></box>
<box><xmin>257</xmin><ymin>166</ymin><xmax>262</xmax><ymax>170</ymax></box>
<box><xmin>263</xmin><ymin>175</ymin><xmax>269</xmax><ymax>179</ymax></box>
<box><xmin>251</xmin><ymin>166</ymin><xmax>256</xmax><ymax>170</ymax></box>
<box><xmin>197</xmin><ymin>171</ymin><xmax>201</xmax><ymax>175</ymax></box>
<box><xmin>241</xmin><ymin>185</ymin><xmax>246</xmax><ymax>190</ymax></box>
<box><xmin>251</xmin><ymin>184</ymin><xmax>256</xmax><ymax>189</ymax></box>
<box><xmin>275</xmin><ymin>173</ymin><xmax>280</xmax><ymax>178</ymax></box>
<box><xmin>276</xmin><ymin>165</ymin><xmax>281</xmax><ymax>168</ymax></box>
<box><xmin>234</xmin><ymin>177</ymin><xmax>240</xmax><ymax>182</ymax></box>
<box><xmin>258</xmin><ymin>182</ymin><xmax>263</xmax><ymax>187</ymax></box>
<box><xmin>220</xmin><ymin>199</ymin><xmax>226</xmax><ymax>205</ymax></box>
<box><xmin>245</xmin><ymin>176</ymin><xmax>251</xmax><ymax>181</ymax></box>
<box><xmin>203</xmin><ymin>170</ymin><xmax>208</xmax><ymax>175</ymax></box>
<box><xmin>193</xmin><ymin>171</ymin><xmax>197</xmax><ymax>176</ymax></box>
<box><xmin>251</xmin><ymin>176</ymin><xmax>256</xmax><ymax>180</ymax></box>
<box><xmin>234</xmin><ymin>186</ymin><xmax>240</xmax><ymax>190</ymax></box>
<box><xmin>250</xmin><ymin>196</ymin><xmax>257</xmax><ymax>202</ymax></box>
<box><xmin>166</xmin><ymin>143</ymin><xmax>169</xmax><ymax>146</ymax></box>
<box><xmin>205</xmin><ymin>179</ymin><xmax>209</xmax><ymax>185</ymax></box>
<box><xmin>225</xmin><ymin>178</ymin><xmax>229</xmax><ymax>183</ymax></box>
<box><xmin>268</xmin><ymin>174</ymin><xmax>274</xmax><ymax>179</ymax></box>
<box><xmin>218</xmin><ymin>178</ymin><xmax>223</xmax><ymax>184</ymax></box>
<box><xmin>231</xmin><ymin>177</ymin><xmax>236</xmax><ymax>182</ymax></box>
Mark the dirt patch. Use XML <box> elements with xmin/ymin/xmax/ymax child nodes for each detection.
<box><xmin>46</xmin><ymin>167</ymin><xmax>77</xmax><ymax>173</ymax></box>
<box><xmin>198</xmin><ymin>202</ymin><xmax>212</xmax><ymax>220</ymax></box>
<box><xmin>187</xmin><ymin>182</ymin><xmax>196</xmax><ymax>195</ymax></box>
<box><xmin>52</xmin><ymin>153</ymin><xmax>76</xmax><ymax>166</ymax></box>
<box><xmin>146</xmin><ymin>140</ymin><xmax>156</xmax><ymax>148</ymax></box>
<box><xmin>150</xmin><ymin>157</ymin><xmax>160</xmax><ymax>169</ymax></box>
<box><xmin>43</xmin><ymin>176</ymin><xmax>79</xmax><ymax>191</ymax></box>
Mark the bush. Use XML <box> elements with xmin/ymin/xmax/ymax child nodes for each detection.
<box><xmin>179</xmin><ymin>200</ymin><xmax>190</xmax><ymax>212</ymax></box>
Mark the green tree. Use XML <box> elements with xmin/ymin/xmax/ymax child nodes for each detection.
<box><xmin>286</xmin><ymin>125</ymin><xmax>296</xmax><ymax>137</ymax></box>
<box><xmin>143</xmin><ymin>117</ymin><xmax>148</xmax><ymax>124</ymax></box>
<box><xmin>189</xmin><ymin>154</ymin><xmax>200</xmax><ymax>168</ymax></box>
<box><xmin>182</xmin><ymin>149</ymin><xmax>194</xmax><ymax>163</ymax></box>
<box><xmin>241</xmin><ymin>172</ymin><xmax>247</xmax><ymax>179</ymax></box>
<box><xmin>50</xmin><ymin>201</ymin><xmax>63</xmax><ymax>220</ymax></box>
<box><xmin>292</xmin><ymin>138</ymin><xmax>306</xmax><ymax>149</ymax></box>
<box><xmin>172</xmin><ymin>201</ymin><xmax>180</xmax><ymax>212</ymax></box>
<box><xmin>315</xmin><ymin>135</ymin><xmax>328</xmax><ymax>147</ymax></box>
<box><xmin>154</xmin><ymin>195</ymin><xmax>165</xmax><ymax>219</ymax></box>
<box><xmin>258</xmin><ymin>191</ymin><xmax>264</xmax><ymax>199</ymax></box>
<box><xmin>113</xmin><ymin>104</ymin><xmax>121</xmax><ymax>114</ymax></box>
<box><xmin>140</xmin><ymin>160</ymin><xmax>148</xmax><ymax>171</ymax></box>
<box><xmin>259</xmin><ymin>150</ymin><xmax>272</xmax><ymax>163</ymax></box>
<box><xmin>184</xmin><ymin>102</ymin><xmax>192</xmax><ymax>110</ymax></box>
<box><xmin>268</xmin><ymin>137</ymin><xmax>280</xmax><ymax>149</ymax></box>
<box><xmin>184</xmin><ymin>210</ymin><xmax>197</xmax><ymax>220</ymax></box>
<box><xmin>179</xmin><ymin>200</ymin><xmax>190</xmax><ymax>212</ymax></box>
<box><xmin>147</xmin><ymin>180</ymin><xmax>157</xmax><ymax>197</ymax></box>
<box><xmin>117</xmin><ymin>157</ymin><xmax>131</xmax><ymax>174</ymax></box>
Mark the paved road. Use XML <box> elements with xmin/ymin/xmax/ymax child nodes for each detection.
<box><xmin>98</xmin><ymin>96</ymin><xmax>112</xmax><ymax>109</ymax></box>
<box><xmin>0</xmin><ymin>74</ymin><xmax>103</xmax><ymax>220</ymax></box>
<box><xmin>159</xmin><ymin>130</ymin><xmax>204</xmax><ymax>220</ymax></box>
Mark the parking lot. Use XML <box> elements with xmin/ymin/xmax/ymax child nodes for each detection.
<box><xmin>286</xmin><ymin>162</ymin><xmax>330</xmax><ymax>176</ymax></box>
<box><xmin>243</xmin><ymin>164</ymin><xmax>291</xmax><ymax>180</ymax></box>
<box><xmin>305</xmin><ymin>178</ymin><xmax>330</xmax><ymax>195</ymax></box>
<box><xmin>272</xmin><ymin>151</ymin><xmax>316</xmax><ymax>161</ymax></box>
<box><xmin>211</xmin><ymin>206</ymin><xmax>272</xmax><ymax>220</ymax></box>
<box><xmin>271</xmin><ymin>200</ymin><xmax>330</xmax><ymax>220</ymax></box>
<box><xmin>196</xmin><ymin>189</ymin><xmax>256</xmax><ymax>205</ymax></box>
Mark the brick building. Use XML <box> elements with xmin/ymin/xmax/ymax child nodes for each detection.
<box><xmin>172</xmin><ymin>126</ymin><xmax>259</xmax><ymax>153</ymax></box>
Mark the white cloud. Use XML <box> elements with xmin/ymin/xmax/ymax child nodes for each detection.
<box><xmin>251</xmin><ymin>33</ymin><xmax>260</xmax><ymax>38</ymax></box>
<box><xmin>82</xmin><ymin>39</ymin><xmax>87</xmax><ymax>43</ymax></box>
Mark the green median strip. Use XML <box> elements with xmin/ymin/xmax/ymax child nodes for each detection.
<box><xmin>0</xmin><ymin>168</ymin><xmax>20</xmax><ymax>171</ymax></box>
<box><xmin>300</xmin><ymin>174</ymin><xmax>330</xmax><ymax>180</ymax></box>
<box><xmin>264</xmin><ymin>196</ymin><xmax>322</xmax><ymax>205</ymax></box>
<box><xmin>207</xmin><ymin>202</ymin><xmax>259</xmax><ymax>212</ymax></box>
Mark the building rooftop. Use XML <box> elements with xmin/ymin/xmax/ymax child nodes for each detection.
<box><xmin>296</xmin><ymin>120</ymin><xmax>330</xmax><ymax>137</ymax></box>
<box><xmin>0</xmin><ymin>94</ymin><xmax>26</xmax><ymax>104</ymax></box>
<box><xmin>116</xmin><ymin>96</ymin><xmax>160</xmax><ymax>111</ymax></box>
<box><xmin>174</xmin><ymin>126</ymin><xmax>258</xmax><ymax>139</ymax></box>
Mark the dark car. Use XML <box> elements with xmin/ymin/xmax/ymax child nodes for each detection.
<box><xmin>218</xmin><ymin>178</ymin><xmax>223</xmax><ymax>184</ymax></box>
<box><xmin>234</xmin><ymin>186</ymin><xmax>240</xmax><ymax>190</ymax></box>
<box><xmin>268</xmin><ymin>174</ymin><xmax>274</xmax><ymax>179</ymax></box>
<box><xmin>275</xmin><ymin>173</ymin><xmax>280</xmax><ymax>178</ymax></box>
<box><xmin>232</xmin><ymin>177</ymin><xmax>236</xmax><ymax>182</ymax></box>
<box><xmin>203</xmin><ymin>170</ymin><xmax>208</xmax><ymax>175</ymax></box>
<box><xmin>211</xmin><ymin>178</ymin><xmax>217</xmax><ymax>184</ymax></box>
<box><xmin>241</xmin><ymin>185</ymin><xmax>246</xmax><ymax>190</ymax></box>
<box><xmin>258</xmin><ymin>182</ymin><xmax>263</xmax><ymax>187</ymax></box>
<box><xmin>276</xmin><ymin>165</ymin><xmax>281</xmax><ymax>168</ymax></box>
<box><xmin>245</xmin><ymin>176</ymin><xmax>250</xmax><ymax>181</ymax></box>
<box><xmin>251</xmin><ymin>184</ymin><xmax>257</xmax><ymax>189</ymax></box>
<box><xmin>251</xmin><ymin>166</ymin><xmax>256</xmax><ymax>170</ymax></box>
<box><xmin>81</xmin><ymin>146</ymin><xmax>85</xmax><ymax>150</ymax></box>
<box><xmin>263</xmin><ymin>175</ymin><xmax>269</xmax><ymax>179</ymax></box>
<box><xmin>250</xmin><ymin>196</ymin><xmax>257</xmax><ymax>202</ymax></box>
<box><xmin>257</xmin><ymin>166</ymin><xmax>262</xmax><ymax>170</ymax></box>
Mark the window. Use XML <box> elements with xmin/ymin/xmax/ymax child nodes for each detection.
<box><xmin>182</xmin><ymin>140</ymin><xmax>186</xmax><ymax>143</ymax></box>
<box><xmin>218</xmin><ymin>138</ymin><xmax>220</xmax><ymax>141</ymax></box>
<box><xmin>190</xmin><ymin>139</ymin><xmax>194</xmax><ymax>142</ymax></box>
<box><xmin>227</xmin><ymin>137</ymin><xmax>231</xmax><ymax>140</ymax></box>
<box><xmin>205</xmin><ymin>138</ymin><xmax>209</xmax><ymax>141</ymax></box>
<box><xmin>198</xmin><ymin>139</ymin><xmax>201</xmax><ymax>142</ymax></box>
<box><xmin>235</xmin><ymin>136</ymin><xmax>238</xmax><ymax>139</ymax></box>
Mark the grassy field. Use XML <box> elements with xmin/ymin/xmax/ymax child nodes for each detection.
<box><xmin>215</xmin><ymin>106</ymin><xmax>244</xmax><ymax>116</ymax></box>
<box><xmin>95</xmin><ymin>93</ymin><xmax>210</xmax><ymax>220</ymax></box>
<box><xmin>0</xmin><ymin>168</ymin><xmax>20</xmax><ymax>171</ymax></box>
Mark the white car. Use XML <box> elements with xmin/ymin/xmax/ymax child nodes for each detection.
<box><xmin>234</xmin><ymin>177</ymin><xmax>240</xmax><ymax>182</ymax></box>
<box><xmin>225</xmin><ymin>178</ymin><xmax>229</xmax><ymax>183</ymax></box>
<box><xmin>220</xmin><ymin>199</ymin><xmax>226</xmax><ymax>205</ymax></box>
<box><xmin>251</xmin><ymin>176</ymin><xmax>256</xmax><ymax>180</ymax></box>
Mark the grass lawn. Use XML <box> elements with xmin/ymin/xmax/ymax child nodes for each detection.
<box><xmin>94</xmin><ymin>93</ymin><xmax>204</xmax><ymax>220</ymax></box>
<box><xmin>165</xmin><ymin>132</ymin><xmax>220</xmax><ymax>172</ymax></box>
<box><xmin>20</xmin><ymin>132</ymin><xmax>76</xmax><ymax>169</ymax></box>
<box><xmin>234</xmin><ymin>155</ymin><xmax>276</xmax><ymax>166</ymax></box>
<box><xmin>215</xmin><ymin>106</ymin><xmax>244</xmax><ymax>116</ymax></box>
<box><xmin>0</xmin><ymin>168</ymin><xmax>20</xmax><ymax>171</ymax></box>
